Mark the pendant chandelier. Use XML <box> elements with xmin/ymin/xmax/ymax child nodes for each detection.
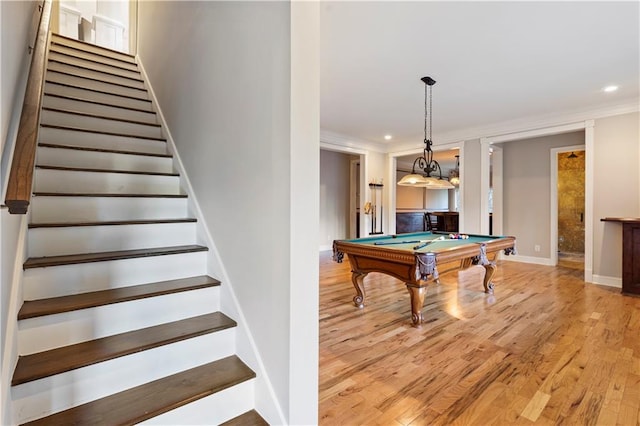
<box><xmin>397</xmin><ymin>77</ymin><xmax>454</xmax><ymax>189</ymax></box>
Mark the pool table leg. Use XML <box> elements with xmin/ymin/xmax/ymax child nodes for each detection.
<box><xmin>482</xmin><ymin>264</ymin><xmax>497</xmax><ymax>294</ymax></box>
<box><xmin>351</xmin><ymin>271</ymin><xmax>367</xmax><ymax>308</ymax></box>
<box><xmin>406</xmin><ymin>285</ymin><xmax>426</xmax><ymax>326</ymax></box>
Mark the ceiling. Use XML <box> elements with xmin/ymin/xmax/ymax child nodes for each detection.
<box><xmin>320</xmin><ymin>1</ymin><xmax>640</xmax><ymax>152</ymax></box>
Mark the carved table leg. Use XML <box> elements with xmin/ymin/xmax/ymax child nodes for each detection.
<box><xmin>406</xmin><ymin>285</ymin><xmax>427</xmax><ymax>326</ymax></box>
<box><xmin>482</xmin><ymin>263</ymin><xmax>497</xmax><ymax>294</ymax></box>
<box><xmin>351</xmin><ymin>271</ymin><xmax>368</xmax><ymax>308</ymax></box>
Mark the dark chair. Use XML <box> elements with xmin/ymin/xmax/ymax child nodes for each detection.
<box><xmin>424</xmin><ymin>212</ymin><xmax>438</xmax><ymax>231</ymax></box>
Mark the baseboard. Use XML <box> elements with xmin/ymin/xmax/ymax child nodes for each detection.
<box><xmin>319</xmin><ymin>244</ymin><xmax>333</xmax><ymax>252</ymax></box>
<box><xmin>590</xmin><ymin>274</ymin><xmax>622</xmax><ymax>289</ymax></box>
<box><xmin>502</xmin><ymin>254</ymin><xmax>555</xmax><ymax>266</ymax></box>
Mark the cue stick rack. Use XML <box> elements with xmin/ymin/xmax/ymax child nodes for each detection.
<box><xmin>368</xmin><ymin>182</ymin><xmax>384</xmax><ymax>235</ymax></box>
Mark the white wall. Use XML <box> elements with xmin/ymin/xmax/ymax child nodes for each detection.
<box><xmin>137</xmin><ymin>2</ymin><xmax>318</xmax><ymax>424</ymax></box>
<box><xmin>0</xmin><ymin>1</ymin><xmax>39</xmax><ymax>424</ymax></box>
<box><xmin>593</xmin><ymin>112</ymin><xmax>640</xmax><ymax>280</ymax></box>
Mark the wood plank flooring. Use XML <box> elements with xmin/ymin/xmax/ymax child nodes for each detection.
<box><xmin>319</xmin><ymin>252</ymin><xmax>640</xmax><ymax>425</ymax></box>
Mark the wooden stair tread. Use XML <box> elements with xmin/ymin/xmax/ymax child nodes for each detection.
<box><xmin>48</xmin><ymin>58</ymin><xmax>144</xmax><ymax>83</ymax></box>
<box><xmin>35</xmin><ymin>164</ymin><xmax>179</xmax><ymax>177</ymax></box>
<box><xmin>221</xmin><ymin>410</ymin><xmax>270</xmax><ymax>426</ymax></box>
<box><xmin>47</xmin><ymin>69</ymin><xmax>147</xmax><ymax>91</ymax></box>
<box><xmin>29</xmin><ymin>218</ymin><xmax>196</xmax><ymax>229</ymax></box>
<box><xmin>40</xmin><ymin>124</ymin><xmax>166</xmax><ymax>141</ymax></box>
<box><xmin>13</xmin><ymin>312</ymin><xmax>235</xmax><ymax>386</ymax></box>
<box><xmin>50</xmin><ymin>41</ymin><xmax>137</xmax><ymax>67</ymax></box>
<box><xmin>32</xmin><ymin>192</ymin><xmax>187</xmax><ymax>198</ymax></box>
<box><xmin>42</xmin><ymin>106</ymin><xmax>161</xmax><ymax>127</ymax></box>
<box><xmin>47</xmin><ymin>48</ymin><xmax>139</xmax><ymax>73</ymax></box>
<box><xmin>38</xmin><ymin>142</ymin><xmax>171</xmax><ymax>158</ymax></box>
<box><xmin>22</xmin><ymin>355</ymin><xmax>254</xmax><ymax>425</ymax></box>
<box><xmin>52</xmin><ymin>33</ymin><xmax>136</xmax><ymax>60</ymax></box>
<box><xmin>44</xmin><ymin>92</ymin><xmax>156</xmax><ymax>114</ymax></box>
<box><xmin>23</xmin><ymin>245</ymin><xmax>208</xmax><ymax>269</ymax></box>
<box><xmin>18</xmin><ymin>274</ymin><xmax>216</xmax><ymax>320</ymax></box>
<box><xmin>45</xmin><ymin>80</ymin><xmax>152</xmax><ymax>102</ymax></box>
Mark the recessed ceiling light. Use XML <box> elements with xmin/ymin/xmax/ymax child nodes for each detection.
<box><xmin>603</xmin><ymin>85</ymin><xmax>619</xmax><ymax>93</ymax></box>
<box><xmin>384</xmin><ymin>135</ymin><xmax>392</xmax><ymax>140</ymax></box>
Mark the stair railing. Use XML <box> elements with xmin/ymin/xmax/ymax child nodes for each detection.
<box><xmin>4</xmin><ymin>0</ymin><xmax>52</xmax><ymax>214</ymax></box>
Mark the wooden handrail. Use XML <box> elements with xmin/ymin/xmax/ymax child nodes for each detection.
<box><xmin>4</xmin><ymin>0</ymin><xmax>52</xmax><ymax>214</ymax></box>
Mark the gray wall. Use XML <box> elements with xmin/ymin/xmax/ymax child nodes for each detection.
<box><xmin>461</xmin><ymin>139</ymin><xmax>482</xmax><ymax>232</ymax></box>
<box><xmin>500</xmin><ymin>131</ymin><xmax>585</xmax><ymax>258</ymax></box>
<box><xmin>137</xmin><ymin>1</ymin><xmax>317</xmax><ymax>422</ymax></box>
<box><xmin>1</xmin><ymin>1</ymin><xmax>39</xmax><ymax>424</ymax></box>
<box><xmin>320</xmin><ymin>150</ymin><xmax>355</xmax><ymax>248</ymax></box>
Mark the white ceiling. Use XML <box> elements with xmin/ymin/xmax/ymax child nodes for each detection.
<box><xmin>320</xmin><ymin>1</ymin><xmax>640</xmax><ymax>150</ymax></box>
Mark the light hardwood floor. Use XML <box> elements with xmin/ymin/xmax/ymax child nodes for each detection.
<box><xmin>319</xmin><ymin>251</ymin><xmax>640</xmax><ymax>425</ymax></box>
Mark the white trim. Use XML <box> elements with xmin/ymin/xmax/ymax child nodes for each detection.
<box><xmin>320</xmin><ymin>129</ymin><xmax>387</xmax><ymax>153</ymax></box>
<box><xmin>387</xmin><ymin>155</ymin><xmax>397</xmax><ymax>235</ymax></box>
<box><xmin>349</xmin><ymin>159</ymin><xmax>359</xmax><ymax>239</ymax></box>
<box><xmin>432</xmin><ymin>100</ymin><xmax>638</xmax><ymax>148</ymax></box>
<box><xmin>491</xmin><ymin>145</ymin><xmax>503</xmax><ymax>236</ymax></box>
<box><xmin>584</xmin><ymin>120</ymin><xmax>595</xmax><ymax>283</ymax></box>
<box><xmin>483</xmin><ymin>121</ymin><xmax>587</xmax><ymax>145</ymax></box>
<box><xmin>480</xmin><ymin>138</ymin><xmax>491</xmax><ymax>234</ymax></box>
<box><xmin>136</xmin><ymin>60</ymin><xmax>286</xmax><ymax>425</ymax></box>
<box><xmin>591</xmin><ymin>275</ymin><xmax>622</xmax><ymax>288</ymax></box>
<box><xmin>502</xmin><ymin>255</ymin><xmax>555</xmax><ymax>266</ymax></box>
<box><xmin>550</xmin><ymin>144</ymin><xmax>585</xmax><ymax>267</ymax></box>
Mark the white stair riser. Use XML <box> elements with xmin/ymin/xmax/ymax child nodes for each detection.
<box><xmin>49</xmin><ymin>45</ymin><xmax>138</xmax><ymax>71</ymax></box>
<box><xmin>19</xmin><ymin>286</ymin><xmax>220</xmax><ymax>354</ymax></box>
<box><xmin>38</xmin><ymin>126</ymin><xmax>167</xmax><ymax>154</ymax></box>
<box><xmin>43</xmin><ymin>95</ymin><xmax>158</xmax><ymax>124</ymax></box>
<box><xmin>142</xmin><ymin>380</ymin><xmax>255</xmax><ymax>425</ymax></box>
<box><xmin>48</xmin><ymin>61</ymin><xmax>146</xmax><ymax>90</ymax></box>
<box><xmin>48</xmin><ymin>51</ymin><xmax>141</xmax><ymax>79</ymax></box>
<box><xmin>28</xmin><ymin>222</ymin><xmax>196</xmax><ymax>257</ymax></box>
<box><xmin>51</xmin><ymin>36</ymin><xmax>136</xmax><ymax>64</ymax></box>
<box><xmin>30</xmin><ymin>196</ymin><xmax>189</xmax><ymax>223</ymax></box>
<box><xmin>47</xmin><ymin>71</ymin><xmax>150</xmax><ymax>100</ymax></box>
<box><xmin>34</xmin><ymin>168</ymin><xmax>181</xmax><ymax>195</ymax></box>
<box><xmin>23</xmin><ymin>251</ymin><xmax>208</xmax><ymax>299</ymax></box>
<box><xmin>37</xmin><ymin>146</ymin><xmax>173</xmax><ymax>174</ymax></box>
<box><xmin>40</xmin><ymin>109</ymin><xmax>163</xmax><ymax>139</ymax></box>
<box><xmin>45</xmin><ymin>82</ymin><xmax>154</xmax><ymax>112</ymax></box>
<box><xmin>13</xmin><ymin>330</ymin><xmax>236</xmax><ymax>425</ymax></box>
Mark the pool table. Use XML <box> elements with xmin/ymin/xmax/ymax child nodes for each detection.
<box><xmin>333</xmin><ymin>231</ymin><xmax>516</xmax><ymax>326</ymax></box>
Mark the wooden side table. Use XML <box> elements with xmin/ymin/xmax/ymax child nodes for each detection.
<box><xmin>601</xmin><ymin>217</ymin><xmax>640</xmax><ymax>295</ymax></box>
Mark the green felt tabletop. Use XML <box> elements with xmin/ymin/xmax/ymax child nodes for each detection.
<box><xmin>342</xmin><ymin>232</ymin><xmax>506</xmax><ymax>253</ymax></box>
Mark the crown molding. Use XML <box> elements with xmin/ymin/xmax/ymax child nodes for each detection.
<box><xmin>320</xmin><ymin>130</ymin><xmax>388</xmax><ymax>153</ymax></box>
<box><xmin>321</xmin><ymin>99</ymin><xmax>639</xmax><ymax>154</ymax></box>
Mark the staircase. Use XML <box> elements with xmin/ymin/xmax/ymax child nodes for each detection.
<box><xmin>10</xmin><ymin>33</ymin><xmax>267</xmax><ymax>425</ymax></box>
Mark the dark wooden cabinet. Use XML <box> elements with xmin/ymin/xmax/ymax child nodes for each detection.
<box><xmin>601</xmin><ymin>218</ymin><xmax>640</xmax><ymax>295</ymax></box>
<box><xmin>431</xmin><ymin>212</ymin><xmax>459</xmax><ymax>233</ymax></box>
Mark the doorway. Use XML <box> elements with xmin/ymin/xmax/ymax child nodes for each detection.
<box><xmin>319</xmin><ymin>149</ymin><xmax>363</xmax><ymax>250</ymax></box>
<box><xmin>555</xmin><ymin>148</ymin><xmax>585</xmax><ymax>269</ymax></box>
